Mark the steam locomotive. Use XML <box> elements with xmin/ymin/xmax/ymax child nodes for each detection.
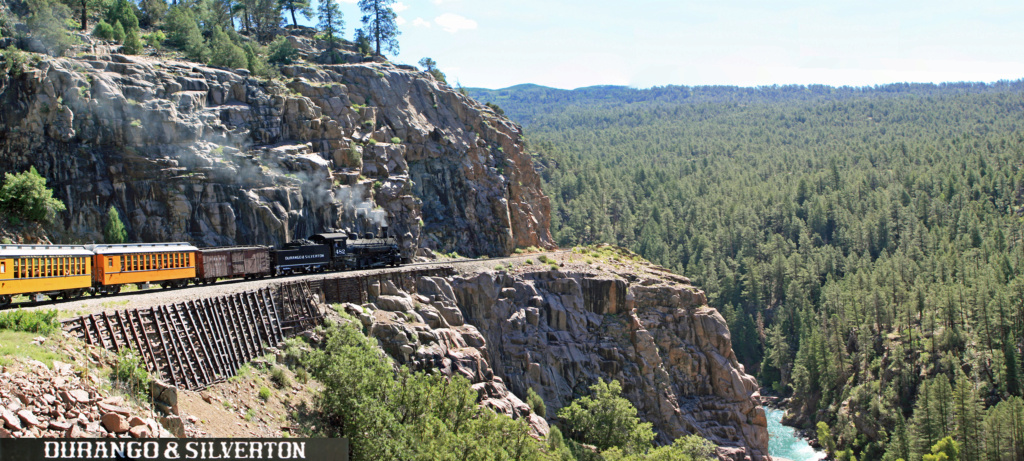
<box><xmin>0</xmin><ymin>227</ymin><xmax>401</xmax><ymax>306</ymax></box>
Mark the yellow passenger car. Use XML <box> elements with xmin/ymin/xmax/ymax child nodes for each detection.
<box><xmin>0</xmin><ymin>245</ymin><xmax>93</xmax><ymax>305</ymax></box>
<box><xmin>87</xmin><ymin>243</ymin><xmax>198</xmax><ymax>294</ymax></box>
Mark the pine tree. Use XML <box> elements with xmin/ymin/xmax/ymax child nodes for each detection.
<box><xmin>358</xmin><ymin>0</ymin><xmax>399</xmax><ymax>56</ymax></box>
<box><xmin>105</xmin><ymin>0</ymin><xmax>139</xmax><ymax>33</ymax></box>
<box><xmin>316</xmin><ymin>0</ymin><xmax>344</xmax><ymax>55</ymax></box>
<box><xmin>103</xmin><ymin>206</ymin><xmax>127</xmax><ymax>243</ymax></box>
<box><xmin>278</xmin><ymin>0</ymin><xmax>311</xmax><ymax>27</ymax></box>
<box><xmin>1006</xmin><ymin>334</ymin><xmax>1021</xmax><ymax>397</ymax></box>
<box><xmin>885</xmin><ymin>412</ymin><xmax>911</xmax><ymax>461</ymax></box>
<box><xmin>952</xmin><ymin>370</ymin><xmax>983</xmax><ymax>461</ymax></box>
<box><xmin>208</xmin><ymin>27</ymin><xmax>247</xmax><ymax>69</ymax></box>
<box><xmin>911</xmin><ymin>379</ymin><xmax>938</xmax><ymax>459</ymax></box>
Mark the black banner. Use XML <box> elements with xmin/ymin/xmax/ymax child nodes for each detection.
<box><xmin>0</xmin><ymin>438</ymin><xmax>347</xmax><ymax>461</ymax></box>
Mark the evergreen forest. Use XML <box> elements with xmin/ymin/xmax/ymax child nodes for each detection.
<box><xmin>470</xmin><ymin>82</ymin><xmax>1024</xmax><ymax>461</ymax></box>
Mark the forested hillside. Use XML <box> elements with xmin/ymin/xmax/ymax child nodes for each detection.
<box><xmin>470</xmin><ymin>82</ymin><xmax>1024</xmax><ymax>461</ymax></box>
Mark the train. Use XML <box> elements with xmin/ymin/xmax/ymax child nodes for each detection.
<box><xmin>0</xmin><ymin>227</ymin><xmax>401</xmax><ymax>306</ymax></box>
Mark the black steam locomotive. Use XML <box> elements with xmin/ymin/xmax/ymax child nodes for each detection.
<box><xmin>271</xmin><ymin>227</ymin><xmax>402</xmax><ymax>275</ymax></box>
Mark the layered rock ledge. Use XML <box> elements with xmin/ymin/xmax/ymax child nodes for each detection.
<box><xmin>345</xmin><ymin>251</ymin><xmax>769</xmax><ymax>460</ymax></box>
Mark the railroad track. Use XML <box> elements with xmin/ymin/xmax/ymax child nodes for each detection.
<box><xmin>5</xmin><ymin>251</ymin><xmax>568</xmax><ymax>312</ymax></box>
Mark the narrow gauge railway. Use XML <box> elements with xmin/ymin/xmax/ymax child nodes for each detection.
<box><xmin>0</xmin><ymin>228</ymin><xmax>401</xmax><ymax>307</ymax></box>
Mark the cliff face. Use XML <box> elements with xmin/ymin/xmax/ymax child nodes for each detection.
<box><xmin>0</xmin><ymin>46</ymin><xmax>553</xmax><ymax>255</ymax></box>
<box><xmin>350</xmin><ymin>255</ymin><xmax>770</xmax><ymax>461</ymax></box>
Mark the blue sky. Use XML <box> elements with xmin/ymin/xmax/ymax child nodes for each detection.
<box><xmin>312</xmin><ymin>0</ymin><xmax>1024</xmax><ymax>90</ymax></box>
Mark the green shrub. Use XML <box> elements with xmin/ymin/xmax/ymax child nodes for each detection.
<box><xmin>390</xmin><ymin>137</ymin><xmax>402</xmax><ymax>144</ymax></box>
<box><xmin>526</xmin><ymin>387</ymin><xmax>545</xmax><ymax>418</ymax></box>
<box><xmin>105</xmin><ymin>0</ymin><xmax>138</xmax><ymax>33</ymax></box>
<box><xmin>163</xmin><ymin>6</ymin><xmax>208</xmax><ymax>62</ymax></box>
<box><xmin>485</xmin><ymin>102</ymin><xmax>504</xmax><ymax>116</ymax></box>
<box><xmin>258</xmin><ymin>386</ymin><xmax>271</xmax><ymax>401</ymax></box>
<box><xmin>0</xmin><ymin>309</ymin><xmax>58</xmax><ymax>334</ymax></box>
<box><xmin>270</xmin><ymin>366</ymin><xmax>291</xmax><ymax>389</ymax></box>
<box><xmin>112</xmin><ymin>349</ymin><xmax>150</xmax><ymax>399</ymax></box>
<box><xmin>92</xmin><ymin>20</ymin><xmax>115</xmax><ymax>40</ymax></box>
<box><xmin>112</xmin><ymin>20</ymin><xmax>125</xmax><ymax>43</ymax></box>
<box><xmin>208</xmin><ymin>27</ymin><xmax>247</xmax><ymax>69</ymax></box>
<box><xmin>306</xmin><ymin>320</ymin><xmax>545</xmax><ymax>460</ymax></box>
<box><xmin>243</xmin><ymin>42</ymin><xmax>276</xmax><ymax>78</ymax></box>
<box><xmin>267</xmin><ymin>36</ymin><xmax>298</xmax><ymax>65</ymax></box>
<box><xmin>1</xmin><ymin>46</ymin><xmax>28</xmax><ymax>77</ymax></box>
<box><xmin>26</xmin><ymin>0</ymin><xmax>77</xmax><ymax>56</ymax></box>
<box><xmin>122</xmin><ymin>26</ymin><xmax>142</xmax><ymax>54</ymax></box>
<box><xmin>144</xmin><ymin>31</ymin><xmax>165</xmax><ymax>50</ymax></box>
<box><xmin>557</xmin><ymin>379</ymin><xmax>654</xmax><ymax>455</ymax></box>
<box><xmin>0</xmin><ymin>167</ymin><xmax>66</xmax><ymax>223</ymax></box>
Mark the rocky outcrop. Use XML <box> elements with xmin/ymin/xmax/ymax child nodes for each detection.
<box><xmin>0</xmin><ymin>357</ymin><xmax>178</xmax><ymax>438</ymax></box>
<box><xmin>0</xmin><ymin>45</ymin><xmax>553</xmax><ymax>256</ymax></box>
<box><xmin>350</xmin><ymin>258</ymin><xmax>769</xmax><ymax>460</ymax></box>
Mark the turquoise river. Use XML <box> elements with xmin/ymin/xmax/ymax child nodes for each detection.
<box><xmin>766</xmin><ymin>407</ymin><xmax>826</xmax><ymax>461</ymax></box>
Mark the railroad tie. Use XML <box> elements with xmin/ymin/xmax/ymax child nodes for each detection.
<box><xmin>247</xmin><ymin>291</ymin><xmax>272</xmax><ymax>349</ymax></box>
<box><xmin>132</xmin><ymin>308</ymin><xmax>159</xmax><ymax>375</ymax></box>
<box><xmin>261</xmin><ymin>289</ymin><xmax>285</xmax><ymax>344</ymax></box>
<box><xmin>241</xmin><ymin>292</ymin><xmax>267</xmax><ymax>351</ymax></box>
<box><xmin>100</xmin><ymin>311</ymin><xmax>120</xmax><ymax>353</ymax></box>
<box><xmin>174</xmin><ymin>302</ymin><xmax>212</xmax><ymax>387</ymax></box>
<box><xmin>171</xmin><ymin>303</ymin><xmax>206</xmax><ymax>389</ymax></box>
<box><xmin>163</xmin><ymin>304</ymin><xmax>198</xmax><ymax>390</ymax></box>
<box><xmin>240</xmin><ymin>293</ymin><xmax>265</xmax><ymax>356</ymax></box>
<box><xmin>150</xmin><ymin>306</ymin><xmax>180</xmax><ymax>389</ymax></box>
<box><xmin>191</xmin><ymin>300</ymin><xmax>227</xmax><ymax>381</ymax></box>
<box><xmin>227</xmin><ymin>296</ymin><xmax>254</xmax><ymax>362</ymax></box>
<box><xmin>79</xmin><ymin>316</ymin><xmax>93</xmax><ymax>345</ymax></box>
<box><xmin>196</xmin><ymin>299</ymin><xmax>226</xmax><ymax>378</ymax></box>
<box><xmin>90</xmin><ymin>314</ymin><xmax>108</xmax><ymax>351</ymax></box>
<box><xmin>209</xmin><ymin>298</ymin><xmax>240</xmax><ymax>376</ymax></box>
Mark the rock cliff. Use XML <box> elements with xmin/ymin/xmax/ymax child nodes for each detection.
<box><xmin>0</xmin><ymin>43</ymin><xmax>553</xmax><ymax>255</ymax></box>
<box><xmin>346</xmin><ymin>251</ymin><xmax>770</xmax><ymax>460</ymax></box>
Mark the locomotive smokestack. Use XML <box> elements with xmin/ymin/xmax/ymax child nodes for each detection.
<box><xmin>380</xmin><ymin>226</ymin><xmax>389</xmax><ymax>239</ymax></box>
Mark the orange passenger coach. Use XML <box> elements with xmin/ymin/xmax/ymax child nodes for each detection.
<box><xmin>87</xmin><ymin>243</ymin><xmax>198</xmax><ymax>294</ymax></box>
<box><xmin>0</xmin><ymin>245</ymin><xmax>93</xmax><ymax>305</ymax></box>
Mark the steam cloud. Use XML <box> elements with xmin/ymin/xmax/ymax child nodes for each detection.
<box><xmin>335</xmin><ymin>185</ymin><xmax>388</xmax><ymax>231</ymax></box>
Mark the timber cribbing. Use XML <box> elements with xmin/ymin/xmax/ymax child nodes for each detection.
<box><xmin>309</xmin><ymin>266</ymin><xmax>455</xmax><ymax>304</ymax></box>
<box><xmin>59</xmin><ymin>266</ymin><xmax>455</xmax><ymax>390</ymax></box>
<box><xmin>61</xmin><ymin>281</ymin><xmax>323</xmax><ymax>390</ymax></box>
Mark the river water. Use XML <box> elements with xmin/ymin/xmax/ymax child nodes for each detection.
<box><xmin>765</xmin><ymin>407</ymin><xmax>826</xmax><ymax>461</ymax></box>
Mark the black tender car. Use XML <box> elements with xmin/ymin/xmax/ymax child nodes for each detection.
<box><xmin>269</xmin><ymin>241</ymin><xmax>330</xmax><ymax>275</ymax></box>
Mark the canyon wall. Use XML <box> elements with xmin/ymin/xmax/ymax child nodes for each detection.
<box><xmin>0</xmin><ymin>45</ymin><xmax>552</xmax><ymax>256</ymax></box>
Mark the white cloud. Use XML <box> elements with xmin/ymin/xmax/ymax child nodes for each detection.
<box><xmin>435</xmin><ymin>13</ymin><xmax>477</xmax><ymax>33</ymax></box>
<box><xmin>396</xmin><ymin>16</ymin><xmax>406</xmax><ymax>26</ymax></box>
<box><xmin>392</xmin><ymin>2</ymin><xmax>409</xmax><ymax>12</ymax></box>
<box><xmin>338</xmin><ymin>0</ymin><xmax>357</xmax><ymax>3</ymax></box>
<box><xmin>413</xmin><ymin>17</ymin><xmax>431</xmax><ymax>28</ymax></box>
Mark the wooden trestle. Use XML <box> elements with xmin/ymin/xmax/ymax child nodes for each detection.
<box><xmin>61</xmin><ymin>282</ymin><xmax>323</xmax><ymax>390</ymax></box>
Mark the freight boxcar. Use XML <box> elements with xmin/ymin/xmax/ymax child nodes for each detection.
<box><xmin>0</xmin><ymin>245</ymin><xmax>93</xmax><ymax>305</ymax></box>
<box><xmin>195</xmin><ymin>246</ymin><xmax>272</xmax><ymax>284</ymax></box>
<box><xmin>87</xmin><ymin>243</ymin><xmax>198</xmax><ymax>294</ymax></box>
<box><xmin>270</xmin><ymin>242</ymin><xmax>329</xmax><ymax>275</ymax></box>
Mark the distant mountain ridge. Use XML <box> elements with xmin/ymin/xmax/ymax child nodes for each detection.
<box><xmin>469</xmin><ymin>79</ymin><xmax>1024</xmax><ymax>126</ymax></box>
